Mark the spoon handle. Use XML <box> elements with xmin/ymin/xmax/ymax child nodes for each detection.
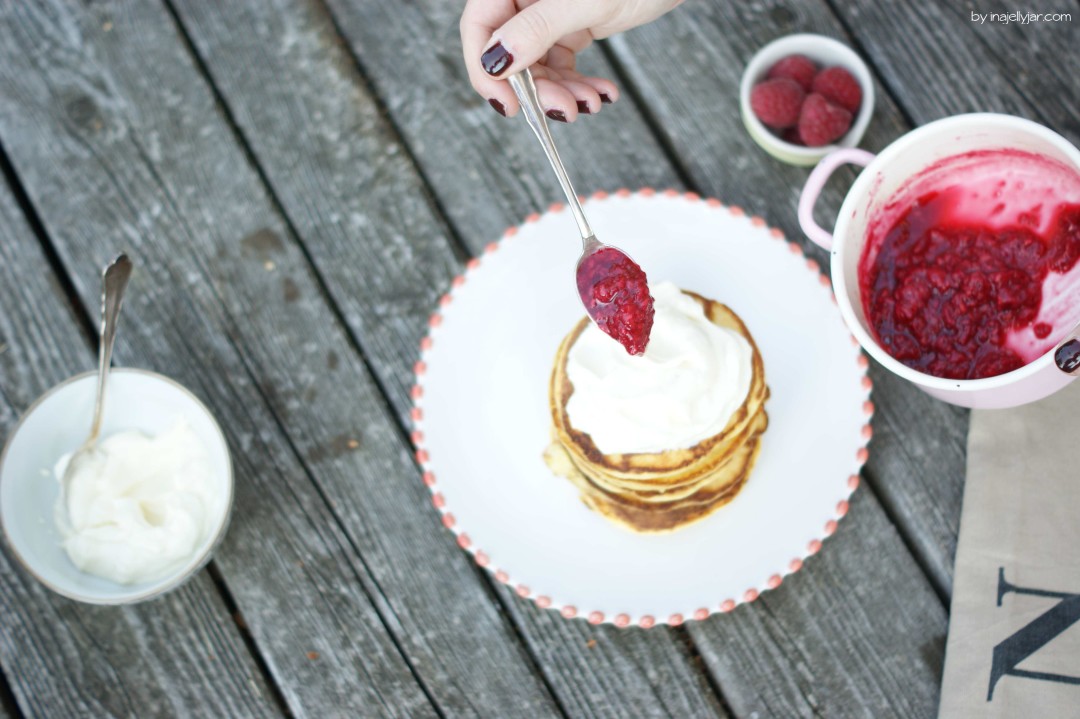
<box><xmin>508</xmin><ymin>69</ymin><xmax>595</xmax><ymax>246</ymax></box>
<box><xmin>89</xmin><ymin>254</ymin><xmax>133</xmax><ymax>441</ymax></box>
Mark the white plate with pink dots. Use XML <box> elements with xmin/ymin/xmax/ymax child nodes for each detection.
<box><xmin>411</xmin><ymin>189</ymin><xmax>871</xmax><ymax>627</ymax></box>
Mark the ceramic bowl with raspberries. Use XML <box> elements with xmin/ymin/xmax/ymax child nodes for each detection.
<box><xmin>740</xmin><ymin>34</ymin><xmax>875</xmax><ymax>166</ymax></box>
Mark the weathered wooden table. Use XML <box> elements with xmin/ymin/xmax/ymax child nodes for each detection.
<box><xmin>0</xmin><ymin>1</ymin><xmax>1075</xmax><ymax>716</ymax></box>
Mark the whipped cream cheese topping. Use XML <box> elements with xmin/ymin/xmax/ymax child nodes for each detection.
<box><xmin>56</xmin><ymin>419</ymin><xmax>220</xmax><ymax>585</ymax></box>
<box><xmin>565</xmin><ymin>282</ymin><xmax>754</xmax><ymax>455</ymax></box>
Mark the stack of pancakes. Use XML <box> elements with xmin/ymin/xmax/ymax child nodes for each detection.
<box><xmin>545</xmin><ymin>290</ymin><xmax>769</xmax><ymax>533</ymax></box>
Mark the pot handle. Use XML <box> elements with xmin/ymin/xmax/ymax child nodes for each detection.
<box><xmin>798</xmin><ymin>148</ymin><xmax>876</xmax><ymax>251</ymax></box>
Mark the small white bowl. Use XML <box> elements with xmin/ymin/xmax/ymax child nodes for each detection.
<box><xmin>0</xmin><ymin>368</ymin><xmax>233</xmax><ymax>604</ymax></box>
<box><xmin>740</xmin><ymin>34</ymin><xmax>875</xmax><ymax>166</ymax></box>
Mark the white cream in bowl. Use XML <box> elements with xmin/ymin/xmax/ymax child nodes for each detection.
<box><xmin>56</xmin><ymin>419</ymin><xmax>222</xmax><ymax>586</ymax></box>
<box><xmin>0</xmin><ymin>369</ymin><xmax>233</xmax><ymax>604</ymax></box>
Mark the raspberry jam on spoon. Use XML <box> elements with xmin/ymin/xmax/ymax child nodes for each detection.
<box><xmin>576</xmin><ymin>243</ymin><xmax>654</xmax><ymax>355</ymax></box>
<box><xmin>508</xmin><ymin>69</ymin><xmax>655</xmax><ymax>355</ymax></box>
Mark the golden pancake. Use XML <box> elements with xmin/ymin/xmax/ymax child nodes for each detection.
<box><xmin>545</xmin><ymin>290</ymin><xmax>769</xmax><ymax>533</ymax></box>
<box><xmin>545</xmin><ymin>433</ymin><xmax>762</xmax><ymax>533</ymax></box>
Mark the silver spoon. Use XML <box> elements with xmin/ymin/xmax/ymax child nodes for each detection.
<box><xmin>507</xmin><ymin>69</ymin><xmax>654</xmax><ymax>355</ymax></box>
<box><xmin>60</xmin><ymin>254</ymin><xmax>134</xmax><ymax>509</ymax></box>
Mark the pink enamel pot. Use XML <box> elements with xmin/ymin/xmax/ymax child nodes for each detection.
<box><xmin>798</xmin><ymin>113</ymin><xmax>1080</xmax><ymax>409</ymax></box>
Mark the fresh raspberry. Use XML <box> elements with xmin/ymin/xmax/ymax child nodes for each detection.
<box><xmin>811</xmin><ymin>66</ymin><xmax>863</xmax><ymax>114</ymax></box>
<box><xmin>798</xmin><ymin>93</ymin><xmax>853</xmax><ymax>147</ymax></box>
<box><xmin>765</xmin><ymin>54</ymin><xmax>818</xmax><ymax>91</ymax></box>
<box><xmin>750</xmin><ymin>78</ymin><xmax>805</xmax><ymax>130</ymax></box>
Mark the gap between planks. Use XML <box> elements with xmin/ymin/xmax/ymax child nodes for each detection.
<box><xmin>300</xmin><ymin>0</ymin><xmax>948</xmax><ymax>709</ymax></box>
<box><xmin>820</xmin><ymin>0</ymin><xmax>919</xmax><ymax>129</ymax></box>
<box><xmin>595</xmin><ymin>0</ymin><xmax>954</xmax><ymax>619</ymax></box>
<box><xmin>166</xmin><ymin>0</ymin><xmax>948</xmax><ymax>715</ymax></box>
<box><xmin>205</xmin><ymin>564</ymin><xmax>298</xmax><ymax>719</ymax></box>
<box><xmin>157</xmin><ymin>4</ymin><xmax>571</xmax><ymax>714</ymax></box>
<box><xmin>166</xmin><ymin>0</ymin><xmax>731</xmax><ymax>714</ymax></box>
<box><xmin>211</xmin><ymin>317</ymin><xmax>450</xmax><ymax>719</ymax></box>
<box><xmin>590</xmin><ymin>30</ymin><xmax>947</xmax><ymax>699</ymax></box>
<box><xmin>0</xmin><ymin>140</ymin><xmax>96</xmax><ymax>350</ymax></box>
<box><xmin>604</xmin><ymin>0</ymin><xmax>958</xmax><ymax>609</ymax></box>
<box><xmin>0</xmin><ymin>137</ymin><xmax>295</xmax><ymax>719</ymax></box>
<box><xmin>0</xmin><ymin>669</ymin><xmax>22</xmax><ymax>719</ymax></box>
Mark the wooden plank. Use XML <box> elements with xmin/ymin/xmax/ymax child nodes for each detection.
<box><xmin>0</xmin><ymin>2</ymin><xmax>463</xmax><ymax>716</ymax></box>
<box><xmin>323</xmin><ymin>0</ymin><xmax>686</xmax><ymax>247</ymax></box>
<box><xmin>690</xmin><ymin>489</ymin><xmax>946</xmax><ymax>717</ymax></box>
<box><xmin>602</xmin><ymin>0</ymin><xmax>973</xmax><ymax>598</ymax></box>
<box><xmin>169</xmin><ymin>0</ymin><xmax>727</xmax><ymax>715</ymax></box>
<box><xmin>831</xmin><ymin>0</ymin><xmax>1079</xmax><ymax>147</ymax></box>
<box><xmin>2</xmin><ymin>1</ymin><xmax>565</xmax><ymax>712</ymax></box>
<box><xmin>321</xmin><ymin>0</ymin><xmax>951</xmax><ymax>714</ymax></box>
<box><xmin>0</xmin><ymin>176</ymin><xmax>282</xmax><ymax>716</ymax></box>
<box><xmin>498</xmin><ymin>600</ymin><xmax>730</xmax><ymax>718</ymax></box>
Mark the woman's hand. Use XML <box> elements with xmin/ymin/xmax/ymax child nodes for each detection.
<box><xmin>461</xmin><ymin>0</ymin><xmax>683</xmax><ymax>121</ymax></box>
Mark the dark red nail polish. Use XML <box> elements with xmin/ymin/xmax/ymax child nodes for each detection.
<box><xmin>488</xmin><ymin>98</ymin><xmax>506</xmax><ymax>116</ymax></box>
<box><xmin>481</xmin><ymin>42</ymin><xmax>513</xmax><ymax>76</ymax></box>
<box><xmin>546</xmin><ymin>109</ymin><xmax>567</xmax><ymax>123</ymax></box>
<box><xmin>576</xmin><ymin>101</ymin><xmax>591</xmax><ymax>114</ymax></box>
<box><xmin>600</xmin><ymin>93</ymin><xmax>613</xmax><ymax>104</ymax></box>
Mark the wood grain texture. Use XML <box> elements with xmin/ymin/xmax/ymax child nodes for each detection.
<box><xmin>0</xmin><ymin>175</ymin><xmax>282</xmax><ymax>717</ymax></box>
<box><xmin>169</xmin><ymin>0</ymin><xmax>727</xmax><ymax>715</ymax></box>
<box><xmin>0</xmin><ymin>2</ymin><xmax>457</xmax><ymax>716</ymax></box>
<box><xmin>320</xmin><ymin>0</ymin><xmax>951</xmax><ymax>714</ymax></box>
<box><xmin>322</xmin><ymin>0</ymin><xmax>685</xmax><ymax>245</ymax></box>
<box><xmin>687</xmin><ymin>489</ymin><xmax>946</xmax><ymax>718</ymax></box>
<box><xmin>168</xmin><ymin>0</ymin><xmax>460</xmax><ymax>433</ymax></box>
<box><xmin>603</xmin><ymin>0</ymin><xmax>972</xmax><ymax>599</ymax></box>
<box><xmin>831</xmin><ymin>0</ymin><xmax>1079</xmax><ymax>147</ymax></box>
<box><xmin>491</xmin><ymin>599</ymin><xmax>728</xmax><ymax>719</ymax></box>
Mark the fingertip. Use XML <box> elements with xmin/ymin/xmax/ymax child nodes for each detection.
<box><xmin>552</xmin><ymin>76</ymin><xmax>601</xmax><ymax>116</ymax></box>
<box><xmin>485</xmin><ymin>89</ymin><xmax>520</xmax><ymax>118</ymax></box>
<box><xmin>469</xmin><ymin>70</ymin><xmax>518</xmax><ymax>118</ymax></box>
<box><xmin>502</xmin><ymin>98</ymin><xmax>522</xmax><ymax>118</ymax></box>
<box><xmin>582</xmin><ymin>76</ymin><xmax>619</xmax><ymax>103</ymax></box>
<box><xmin>534</xmin><ymin>79</ymin><xmax>579</xmax><ymax>123</ymax></box>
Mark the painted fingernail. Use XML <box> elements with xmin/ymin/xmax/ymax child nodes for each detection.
<box><xmin>576</xmin><ymin>101</ymin><xmax>591</xmax><ymax>114</ymax></box>
<box><xmin>488</xmin><ymin>99</ymin><xmax>506</xmax><ymax>116</ymax></box>
<box><xmin>481</xmin><ymin>42</ymin><xmax>513</xmax><ymax>76</ymax></box>
<box><xmin>545</xmin><ymin>110</ymin><xmax>567</xmax><ymax>123</ymax></box>
<box><xmin>600</xmin><ymin>93</ymin><xmax>613</xmax><ymax>104</ymax></box>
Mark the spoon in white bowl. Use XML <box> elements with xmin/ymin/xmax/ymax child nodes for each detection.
<box><xmin>59</xmin><ymin>254</ymin><xmax>133</xmax><ymax>511</ymax></box>
<box><xmin>507</xmin><ymin>69</ymin><xmax>655</xmax><ymax>356</ymax></box>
